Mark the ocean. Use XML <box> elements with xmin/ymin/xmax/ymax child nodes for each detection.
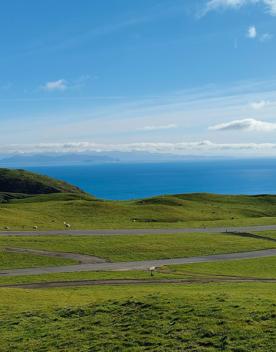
<box><xmin>25</xmin><ymin>159</ymin><xmax>276</xmax><ymax>200</ymax></box>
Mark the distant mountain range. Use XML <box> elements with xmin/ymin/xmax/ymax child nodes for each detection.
<box><xmin>0</xmin><ymin>152</ymin><xmax>219</xmax><ymax>167</ymax></box>
<box><xmin>0</xmin><ymin>153</ymin><xmax>118</xmax><ymax>166</ymax></box>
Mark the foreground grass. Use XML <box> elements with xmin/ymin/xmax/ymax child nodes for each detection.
<box><xmin>2</xmin><ymin>193</ymin><xmax>276</xmax><ymax>230</ymax></box>
<box><xmin>0</xmin><ymin>249</ymin><xmax>75</xmax><ymax>269</ymax></box>
<box><xmin>0</xmin><ymin>283</ymin><xmax>275</xmax><ymax>351</ymax></box>
<box><xmin>0</xmin><ymin>232</ymin><xmax>275</xmax><ymax>263</ymax></box>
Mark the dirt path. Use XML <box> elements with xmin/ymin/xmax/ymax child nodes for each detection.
<box><xmin>4</xmin><ymin>247</ymin><xmax>106</xmax><ymax>264</ymax></box>
<box><xmin>1</xmin><ymin>248</ymin><xmax>276</xmax><ymax>277</ymax></box>
<box><xmin>1</xmin><ymin>224</ymin><xmax>276</xmax><ymax>236</ymax></box>
<box><xmin>1</xmin><ymin>277</ymin><xmax>276</xmax><ymax>289</ymax></box>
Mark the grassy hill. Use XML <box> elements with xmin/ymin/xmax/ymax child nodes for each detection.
<box><xmin>1</xmin><ymin>168</ymin><xmax>276</xmax><ymax>229</ymax></box>
<box><xmin>1</xmin><ymin>191</ymin><xmax>276</xmax><ymax>230</ymax></box>
<box><xmin>0</xmin><ymin>168</ymin><xmax>86</xmax><ymax>196</ymax></box>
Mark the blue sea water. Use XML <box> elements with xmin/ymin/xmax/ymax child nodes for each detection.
<box><xmin>26</xmin><ymin>159</ymin><xmax>276</xmax><ymax>200</ymax></box>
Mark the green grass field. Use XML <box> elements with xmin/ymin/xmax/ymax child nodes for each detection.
<box><xmin>255</xmin><ymin>230</ymin><xmax>276</xmax><ymax>240</ymax></box>
<box><xmin>0</xmin><ymin>232</ymin><xmax>275</xmax><ymax>263</ymax></box>
<box><xmin>164</xmin><ymin>256</ymin><xmax>276</xmax><ymax>279</ymax></box>
<box><xmin>0</xmin><ymin>283</ymin><xmax>275</xmax><ymax>351</ymax></box>
<box><xmin>0</xmin><ymin>229</ymin><xmax>275</xmax><ymax>351</ymax></box>
<box><xmin>2</xmin><ymin>193</ymin><xmax>276</xmax><ymax>229</ymax></box>
<box><xmin>0</xmin><ymin>256</ymin><xmax>275</xmax><ymax>286</ymax></box>
<box><xmin>0</xmin><ymin>249</ymin><xmax>75</xmax><ymax>269</ymax></box>
<box><xmin>1</xmin><ymin>170</ymin><xmax>276</xmax><ymax>351</ymax></box>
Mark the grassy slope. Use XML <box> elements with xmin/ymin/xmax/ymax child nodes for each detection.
<box><xmin>1</xmin><ymin>193</ymin><xmax>276</xmax><ymax>229</ymax></box>
<box><xmin>0</xmin><ymin>232</ymin><xmax>275</xmax><ymax>262</ymax></box>
<box><xmin>0</xmin><ymin>168</ymin><xmax>87</xmax><ymax>196</ymax></box>
<box><xmin>0</xmin><ymin>249</ymin><xmax>76</xmax><ymax>269</ymax></box>
<box><xmin>0</xmin><ymin>283</ymin><xmax>275</xmax><ymax>351</ymax></box>
<box><xmin>164</xmin><ymin>256</ymin><xmax>276</xmax><ymax>279</ymax></box>
<box><xmin>255</xmin><ymin>230</ymin><xmax>276</xmax><ymax>240</ymax></box>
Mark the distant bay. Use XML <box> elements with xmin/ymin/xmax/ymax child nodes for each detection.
<box><xmin>26</xmin><ymin>159</ymin><xmax>276</xmax><ymax>200</ymax></box>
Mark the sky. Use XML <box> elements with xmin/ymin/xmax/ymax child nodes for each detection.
<box><xmin>1</xmin><ymin>0</ymin><xmax>276</xmax><ymax>157</ymax></box>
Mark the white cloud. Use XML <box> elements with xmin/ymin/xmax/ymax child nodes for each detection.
<box><xmin>209</xmin><ymin>118</ymin><xmax>276</xmax><ymax>131</ymax></box>
<box><xmin>264</xmin><ymin>0</ymin><xmax>276</xmax><ymax>15</ymax></box>
<box><xmin>141</xmin><ymin>124</ymin><xmax>177</xmax><ymax>131</ymax></box>
<box><xmin>250</xmin><ymin>100</ymin><xmax>270</xmax><ymax>109</ymax></box>
<box><xmin>201</xmin><ymin>0</ymin><xmax>276</xmax><ymax>16</ymax></box>
<box><xmin>247</xmin><ymin>26</ymin><xmax>257</xmax><ymax>38</ymax></box>
<box><xmin>1</xmin><ymin>140</ymin><xmax>276</xmax><ymax>155</ymax></box>
<box><xmin>203</xmin><ymin>0</ymin><xmax>250</xmax><ymax>14</ymax></box>
<box><xmin>42</xmin><ymin>79</ymin><xmax>68</xmax><ymax>92</ymax></box>
<box><xmin>246</xmin><ymin>27</ymin><xmax>273</xmax><ymax>42</ymax></box>
<box><xmin>41</xmin><ymin>76</ymin><xmax>91</xmax><ymax>92</ymax></box>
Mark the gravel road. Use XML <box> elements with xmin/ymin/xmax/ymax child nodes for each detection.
<box><xmin>1</xmin><ymin>248</ymin><xmax>275</xmax><ymax>277</ymax></box>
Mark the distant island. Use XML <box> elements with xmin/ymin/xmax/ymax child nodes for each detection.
<box><xmin>0</xmin><ymin>152</ymin><xmax>223</xmax><ymax>167</ymax></box>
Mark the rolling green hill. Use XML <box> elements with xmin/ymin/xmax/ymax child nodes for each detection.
<box><xmin>0</xmin><ymin>168</ymin><xmax>85</xmax><ymax>195</ymax></box>
<box><xmin>1</xmin><ymin>168</ymin><xmax>276</xmax><ymax>229</ymax></box>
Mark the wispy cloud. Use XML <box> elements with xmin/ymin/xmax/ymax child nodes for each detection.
<box><xmin>209</xmin><ymin>118</ymin><xmax>276</xmax><ymax>131</ymax></box>
<box><xmin>141</xmin><ymin>124</ymin><xmax>177</xmax><ymax>131</ymax></box>
<box><xmin>250</xmin><ymin>100</ymin><xmax>270</xmax><ymax>109</ymax></box>
<box><xmin>246</xmin><ymin>26</ymin><xmax>273</xmax><ymax>42</ymax></box>
<box><xmin>2</xmin><ymin>78</ymin><xmax>276</xmax><ymax>155</ymax></box>
<box><xmin>42</xmin><ymin>79</ymin><xmax>68</xmax><ymax>92</ymax></box>
<box><xmin>17</xmin><ymin>3</ymin><xmax>184</xmax><ymax>58</ymax></box>
<box><xmin>259</xmin><ymin>32</ymin><xmax>273</xmax><ymax>42</ymax></box>
<box><xmin>200</xmin><ymin>0</ymin><xmax>276</xmax><ymax>17</ymax></box>
<box><xmin>41</xmin><ymin>76</ymin><xmax>92</xmax><ymax>92</ymax></box>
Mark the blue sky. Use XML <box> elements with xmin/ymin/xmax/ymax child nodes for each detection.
<box><xmin>1</xmin><ymin>0</ymin><xmax>276</xmax><ymax>156</ymax></box>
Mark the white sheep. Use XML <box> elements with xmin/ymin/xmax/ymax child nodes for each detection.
<box><xmin>64</xmin><ymin>222</ymin><xmax>71</xmax><ymax>229</ymax></box>
<box><xmin>149</xmin><ymin>266</ymin><xmax>156</xmax><ymax>276</ymax></box>
<box><xmin>4</xmin><ymin>226</ymin><xmax>10</xmax><ymax>230</ymax></box>
<box><xmin>33</xmin><ymin>226</ymin><xmax>38</xmax><ymax>230</ymax></box>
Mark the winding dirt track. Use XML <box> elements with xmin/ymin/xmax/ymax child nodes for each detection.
<box><xmin>1</xmin><ymin>224</ymin><xmax>276</xmax><ymax>236</ymax></box>
<box><xmin>1</xmin><ymin>249</ymin><xmax>276</xmax><ymax>277</ymax></box>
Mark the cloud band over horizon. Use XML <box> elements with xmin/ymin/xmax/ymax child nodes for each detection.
<box><xmin>1</xmin><ymin>140</ymin><xmax>276</xmax><ymax>157</ymax></box>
